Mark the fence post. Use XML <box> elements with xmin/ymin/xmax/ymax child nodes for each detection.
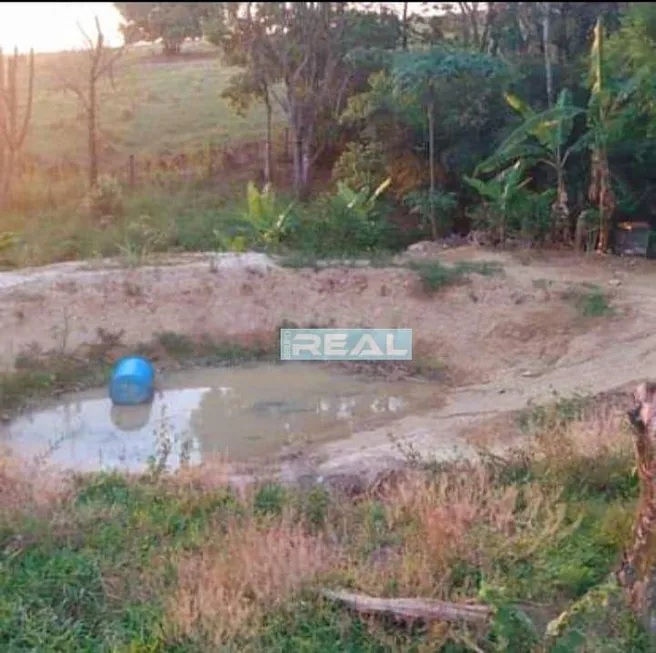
<box><xmin>205</xmin><ymin>141</ymin><xmax>213</xmax><ymax>180</ymax></box>
<box><xmin>128</xmin><ymin>154</ymin><xmax>135</xmax><ymax>189</ymax></box>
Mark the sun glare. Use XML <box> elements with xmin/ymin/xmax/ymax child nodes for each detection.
<box><xmin>0</xmin><ymin>2</ymin><xmax>123</xmax><ymax>53</ymax></box>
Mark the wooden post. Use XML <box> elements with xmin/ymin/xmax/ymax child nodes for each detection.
<box><xmin>128</xmin><ymin>154</ymin><xmax>135</xmax><ymax>189</ymax></box>
<box><xmin>284</xmin><ymin>128</ymin><xmax>290</xmax><ymax>162</ymax></box>
<box><xmin>206</xmin><ymin>142</ymin><xmax>213</xmax><ymax>180</ymax></box>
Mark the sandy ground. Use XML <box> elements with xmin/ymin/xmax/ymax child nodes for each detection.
<box><xmin>1</xmin><ymin>246</ymin><xmax>654</xmax><ymax>481</ymax></box>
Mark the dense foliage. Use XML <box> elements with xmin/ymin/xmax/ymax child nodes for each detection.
<box><xmin>194</xmin><ymin>1</ymin><xmax>654</xmax><ymax>251</ymax></box>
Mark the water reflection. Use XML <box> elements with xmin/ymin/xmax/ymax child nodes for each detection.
<box><xmin>0</xmin><ymin>364</ymin><xmax>438</xmax><ymax>472</ymax></box>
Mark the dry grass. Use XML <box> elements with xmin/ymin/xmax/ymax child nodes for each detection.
<box><xmin>169</xmin><ymin>517</ymin><xmax>337</xmax><ymax>644</ymax></box>
<box><xmin>0</xmin><ymin>453</ymin><xmax>70</xmax><ymax>523</ymax></box>
<box><xmin>0</xmin><ymin>389</ymin><xmax>646</xmax><ymax>651</ymax></box>
<box><xmin>338</xmin><ymin>468</ymin><xmax>567</xmax><ymax>601</ymax></box>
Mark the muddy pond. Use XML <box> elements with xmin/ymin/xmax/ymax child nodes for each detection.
<box><xmin>0</xmin><ymin>363</ymin><xmax>440</xmax><ymax>472</ymax></box>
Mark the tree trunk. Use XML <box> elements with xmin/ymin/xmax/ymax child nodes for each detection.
<box><xmin>88</xmin><ymin>75</ymin><xmax>98</xmax><ymax>189</ymax></box>
<box><xmin>552</xmin><ymin>166</ymin><xmax>570</xmax><ymax>244</ymax></box>
<box><xmin>590</xmin><ymin>146</ymin><xmax>615</xmax><ymax>253</ymax></box>
<box><xmin>542</xmin><ymin>3</ymin><xmax>554</xmax><ymax>108</ymax></box>
<box><xmin>292</xmin><ymin>126</ymin><xmax>303</xmax><ymax>198</ymax></box>
<box><xmin>427</xmin><ymin>102</ymin><xmax>437</xmax><ymax>241</ymax></box>
<box><xmin>617</xmin><ymin>407</ymin><xmax>656</xmax><ymax>639</ymax></box>
<box><xmin>402</xmin><ymin>2</ymin><xmax>409</xmax><ymax>51</ymax></box>
<box><xmin>2</xmin><ymin>148</ymin><xmax>14</xmax><ymax>201</ymax></box>
<box><xmin>301</xmin><ymin>138</ymin><xmax>311</xmax><ymax>200</ymax></box>
<box><xmin>264</xmin><ymin>89</ymin><xmax>273</xmax><ymax>185</ymax></box>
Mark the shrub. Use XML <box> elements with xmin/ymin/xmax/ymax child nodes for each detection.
<box><xmin>282</xmin><ymin>179</ymin><xmax>400</xmax><ymax>255</ymax></box>
<box><xmin>84</xmin><ymin>175</ymin><xmax>124</xmax><ymax>219</ymax></box>
<box><xmin>332</xmin><ymin>141</ymin><xmax>388</xmax><ymax>191</ymax></box>
<box><xmin>404</xmin><ymin>189</ymin><xmax>458</xmax><ymax>239</ymax></box>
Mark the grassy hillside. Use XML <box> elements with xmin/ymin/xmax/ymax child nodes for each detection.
<box><xmin>23</xmin><ymin>43</ymin><xmax>284</xmax><ymax>167</ymax></box>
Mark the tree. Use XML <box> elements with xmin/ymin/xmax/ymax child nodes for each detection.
<box><xmin>539</xmin><ymin>2</ymin><xmax>554</xmax><ymax>108</ymax></box>
<box><xmin>208</xmin><ymin>3</ymin><xmax>400</xmax><ymax>198</ymax></box>
<box><xmin>402</xmin><ymin>2</ymin><xmax>409</xmax><ymax>50</ymax></box>
<box><xmin>587</xmin><ymin>17</ymin><xmax>615</xmax><ymax>253</ymax></box>
<box><xmin>0</xmin><ymin>48</ymin><xmax>34</xmax><ymax>206</ymax></box>
<box><xmin>115</xmin><ymin>2</ymin><xmax>214</xmax><ymax>55</ymax></box>
<box><xmin>205</xmin><ymin>4</ymin><xmax>277</xmax><ymax>184</ymax></box>
<box><xmin>53</xmin><ymin>18</ymin><xmax>124</xmax><ymax>189</ymax></box>
<box><xmin>474</xmin><ymin>89</ymin><xmax>585</xmax><ymax>243</ymax></box>
<box><xmin>392</xmin><ymin>49</ymin><xmax>506</xmax><ymax>239</ymax></box>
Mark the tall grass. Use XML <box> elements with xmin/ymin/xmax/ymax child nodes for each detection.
<box><xmin>0</xmin><ymin>391</ymin><xmax>648</xmax><ymax>651</ymax></box>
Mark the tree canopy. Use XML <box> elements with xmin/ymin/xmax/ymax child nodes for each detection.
<box><xmin>114</xmin><ymin>2</ymin><xmax>216</xmax><ymax>54</ymax></box>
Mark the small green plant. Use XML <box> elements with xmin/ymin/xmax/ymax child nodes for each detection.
<box><xmin>253</xmin><ymin>483</ymin><xmax>288</xmax><ymax>517</ymax></box>
<box><xmin>85</xmin><ymin>174</ymin><xmax>124</xmax><ymax>219</ymax></box>
<box><xmin>148</xmin><ymin>405</ymin><xmax>174</xmax><ymax>478</ymax></box>
<box><xmin>333</xmin><ymin>177</ymin><xmax>392</xmax><ymax>222</ymax></box>
<box><xmin>408</xmin><ymin>259</ymin><xmax>503</xmax><ymax>293</ymax></box>
<box><xmin>479</xmin><ymin>583</ymin><xmax>540</xmax><ymax>653</ymax></box>
<box><xmin>464</xmin><ymin>160</ymin><xmax>531</xmax><ymax>244</ymax></box>
<box><xmin>517</xmin><ymin>394</ymin><xmax>592</xmax><ymax>435</ymax></box>
<box><xmin>0</xmin><ymin>231</ymin><xmax>20</xmax><ymax>253</ymax></box>
<box><xmin>118</xmin><ymin>214</ymin><xmax>171</xmax><ymax>266</ymax></box>
<box><xmin>213</xmin><ymin>231</ymin><xmax>248</xmax><ymax>253</ymax></box>
<box><xmin>332</xmin><ymin>140</ymin><xmax>387</xmax><ymax>191</ymax></box>
<box><xmin>282</xmin><ymin>177</ymin><xmax>397</xmax><ymax>255</ymax></box>
<box><xmin>243</xmin><ymin>181</ymin><xmax>296</xmax><ymax>247</ymax></box>
<box><xmin>404</xmin><ymin>188</ymin><xmax>458</xmax><ymax>239</ymax></box>
<box><xmin>562</xmin><ymin>285</ymin><xmax>615</xmax><ymax>317</ymax></box>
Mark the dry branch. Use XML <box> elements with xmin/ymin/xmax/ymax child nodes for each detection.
<box><xmin>52</xmin><ymin>15</ymin><xmax>124</xmax><ymax>188</ymax></box>
<box><xmin>320</xmin><ymin>588</ymin><xmax>492</xmax><ymax>624</ymax></box>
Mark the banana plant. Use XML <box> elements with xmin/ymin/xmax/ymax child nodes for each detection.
<box><xmin>474</xmin><ymin>89</ymin><xmax>585</xmax><ymax>243</ymax></box>
<box><xmin>334</xmin><ymin>176</ymin><xmax>392</xmax><ymax>221</ymax></box>
<box><xmin>465</xmin><ymin>160</ymin><xmax>530</xmax><ymax>244</ymax></box>
<box><xmin>244</xmin><ymin>181</ymin><xmax>296</xmax><ymax>246</ymax></box>
<box><xmin>585</xmin><ymin>17</ymin><xmax>642</xmax><ymax>252</ymax></box>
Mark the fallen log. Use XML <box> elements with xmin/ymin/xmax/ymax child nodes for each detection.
<box><xmin>320</xmin><ymin>588</ymin><xmax>492</xmax><ymax>624</ymax></box>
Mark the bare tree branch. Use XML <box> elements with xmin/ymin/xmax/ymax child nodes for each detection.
<box><xmin>52</xmin><ymin>16</ymin><xmax>124</xmax><ymax>189</ymax></box>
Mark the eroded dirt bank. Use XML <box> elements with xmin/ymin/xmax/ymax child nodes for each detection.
<box><xmin>1</xmin><ymin>247</ymin><xmax>655</xmax><ymax>481</ymax></box>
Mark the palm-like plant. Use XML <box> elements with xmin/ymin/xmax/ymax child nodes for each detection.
<box><xmin>474</xmin><ymin>89</ymin><xmax>585</xmax><ymax>244</ymax></box>
<box><xmin>465</xmin><ymin>160</ymin><xmax>530</xmax><ymax>244</ymax></box>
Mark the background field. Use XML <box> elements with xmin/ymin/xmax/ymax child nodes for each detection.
<box><xmin>25</xmin><ymin>43</ymin><xmax>283</xmax><ymax>169</ymax></box>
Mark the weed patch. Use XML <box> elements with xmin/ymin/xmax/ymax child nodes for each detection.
<box><xmin>561</xmin><ymin>285</ymin><xmax>615</xmax><ymax>317</ymax></box>
<box><xmin>407</xmin><ymin>259</ymin><xmax>503</xmax><ymax>293</ymax></box>
<box><xmin>0</xmin><ymin>354</ymin><xmax>109</xmax><ymax>414</ymax></box>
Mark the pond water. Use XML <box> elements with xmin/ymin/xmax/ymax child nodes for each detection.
<box><xmin>0</xmin><ymin>363</ymin><xmax>440</xmax><ymax>473</ymax></box>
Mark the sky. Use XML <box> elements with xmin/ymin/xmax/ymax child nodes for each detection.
<box><xmin>0</xmin><ymin>2</ymin><xmax>455</xmax><ymax>54</ymax></box>
<box><xmin>0</xmin><ymin>3</ymin><xmax>124</xmax><ymax>53</ymax></box>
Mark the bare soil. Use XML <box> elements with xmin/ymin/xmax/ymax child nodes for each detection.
<box><xmin>1</xmin><ymin>247</ymin><xmax>654</xmax><ymax>481</ymax></box>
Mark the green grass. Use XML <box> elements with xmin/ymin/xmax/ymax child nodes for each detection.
<box><xmin>407</xmin><ymin>259</ymin><xmax>504</xmax><ymax>293</ymax></box>
<box><xmin>517</xmin><ymin>394</ymin><xmax>593</xmax><ymax>436</ymax></box>
<box><xmin>1</xmin><ymin>185</ymin><xmax>258</xmax><ymax>268</ymax></box>
<box><xmin>561</xmin><ymin>285</ymin><xmax>616</xmax><ymax>317</ymax></box>
<box><xmin>0</xmin><ymin>355</ymin><xmax>110</xmax><ymax>415</ymax></box>
<box><xmin>24</xmin><ymin>45</ymin><xmax>284</xmax><ymax>167</ymax></box>
<box><xmin>0</xmin><ymin>392</ymin><xmax>649</xmax><ymax>652</ymax></box>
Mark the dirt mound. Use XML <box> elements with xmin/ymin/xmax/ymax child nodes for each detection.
<box><xmin>0</xmin><ymin>252</ymin><xmax>631</xmax><ymax>388</ymax></box>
